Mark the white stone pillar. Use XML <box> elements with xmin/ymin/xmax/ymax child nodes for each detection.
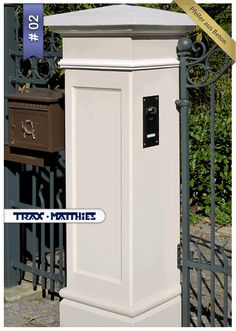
<box><xmin>45</xmin><ymin>5</ymin><xmax>195</xmax><ymax>327</ymax></box>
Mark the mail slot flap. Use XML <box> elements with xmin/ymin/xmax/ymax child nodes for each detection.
<box><xmin>9</xmin><ymin>102</ymin><xmax>49</xmax><ymax>112</ymax></box>
<box><xmin>6</xmin><ymin>88</ymin><xmax>64</xmax><ymax>103</ymax></box>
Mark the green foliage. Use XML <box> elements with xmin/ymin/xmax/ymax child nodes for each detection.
<box><xmin>44</xmin><ymin>3</ymin><xmax>105</xmax><ymax>16</ymax></box>
<box><xmin>189</xmin><ymin>4</ymin><xmax>231</xmax><ymax>46</ymax></box>
<box><xmin>140</xmin><ymin>3</ymin><xmax>184</xmax><ymax>13</ymax></box>
<box><xmin>189</xmin><ymin>72</ymin><xmax>232</xmax><ymax>225</ymax></box>
<box><xmin>201</xmin><ymin>4</ymin><xmax>231</xmax><ymax>33</ymax></box>
<box><xmin>179</xmin><ymin>3</ymin><xmax>232</xmax><ymax>225</ymax></box>
<box><xmin>190</xmin><ymin>214</ymin><xmax>203</xmax><ymax>224</ymax></box>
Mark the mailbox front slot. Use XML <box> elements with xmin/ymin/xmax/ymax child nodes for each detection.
<box><xmin>9</xmin><ymin>102</ymin><xmax>49</xmax><ymax>112</ymax></box>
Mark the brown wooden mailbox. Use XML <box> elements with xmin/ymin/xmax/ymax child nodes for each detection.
<box><xmin>7</xmin><ymin>88</ymin><xmax>64</xmax><ymax>153</ymax></box>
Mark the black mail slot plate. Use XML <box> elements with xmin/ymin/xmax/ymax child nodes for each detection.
<box><xmin>143</xmin><ymin>95</ymin><xmax>159</xmax><ymax>148</ymax></box>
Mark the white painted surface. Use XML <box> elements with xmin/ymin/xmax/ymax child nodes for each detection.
<box><xmin>43</xmin><ymin>4</ymin><xmax>190</xmax><ymax>326</ymax></box>
<box><xmin>44</xmin><ymin>4</ymin><xmax>195</xmax><ymax>26</ymax></box>
<box><xmin>65</xmin><ymin>70</ymin><xmax>131</xmax><ymax>304</ymax></box>
<box><xmin>62</xmin><ymin>67</ymin><xmax>181</xmax><ymax>319</ymax></box>
<box><xmin>59</xmin><ymin>285</ymin><xmax>180</xmax><ymax>317</ymax></box>
<box><xmin>132</xmin><ymin>69</ymin><xmax>180</xmax><ymax>302</ymax></box>
<box><xmin>59</xmin><ymin>58</ymin><xmax>179</xmax><ymax>70</ymax></box>
<box><xmin>62</xmin><ymin>38</ymin><xmax>180</xmax><ymax>62</ymax></box>
<box><xmin>44</xmin><ymin>4</ymin><xmax>195</xmax><ymax>37</ymax></box>
<box><xmin>60</xmin><ymin>295</ymin><xmax>181</xmax><ymax>326</ymax></box>
<box><xmin>74</xmin><ymin>87</ymin><xmax>122</xmax><ymax>283</ymax></box>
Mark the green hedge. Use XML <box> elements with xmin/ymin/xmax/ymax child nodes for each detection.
<box><xmin>189</xmin><ymin>71</ymin><xmax>232</xmax><ymax>224</ymax></box>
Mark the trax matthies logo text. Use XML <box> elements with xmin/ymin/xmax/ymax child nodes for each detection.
<box><xmin>4</xmin><ymin>209</ymin><xmax>106</xmax><ymax>223</ymax></box>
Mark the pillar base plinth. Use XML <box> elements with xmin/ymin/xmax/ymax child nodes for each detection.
<box><xmin>60</xmin><ymin>295</ymin><xmax>181</xmax><ymax>327</ymax></box>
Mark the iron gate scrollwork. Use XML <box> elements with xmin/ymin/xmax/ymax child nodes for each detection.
<box><xmin>4</xmin><ymin>4</ymin><xmax>66</xmax><ymax>299</ymax></box>
<box><xmin>176</xmin><ymin>37</ymin><xmax>232</xmax><ymax>327</ymax></box>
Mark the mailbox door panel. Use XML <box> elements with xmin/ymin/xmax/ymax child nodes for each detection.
<box><xmin>9</xmin><ymin>108</ymin><xmax>50</xmax><ymax>152</ymax></box>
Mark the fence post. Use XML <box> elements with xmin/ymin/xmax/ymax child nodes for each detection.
<box><xmin>45</xmin><ymin>5</ymin><xmax>196</xmax><ymax>327</ymax></box>
<box><xmin>4</xmin><ymin>4</ymin><xmax>21</xmax><ymax>288</ymax></box>
<box><xmin>175</xmin><ymin>37</ymin><xmax>193</xmax><ymax>327</ymax></box>
<box><xmin>4</xmin><ymin>164</ymin><xmax>21</xmax><ymax>287</ymax></box>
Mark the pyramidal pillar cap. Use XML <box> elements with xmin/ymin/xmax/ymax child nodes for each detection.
<box><xmin>44</xmin><ymin>4</ymin><xmax>196</xmax><ymax>38</ymax></box>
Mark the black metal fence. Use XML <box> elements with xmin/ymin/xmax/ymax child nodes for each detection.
<box><xmin>4</xmin><ymin>4</ymin><xmax>66</xmax><ymax>299</ymax></box>
<box><xmin>176</xmin><ymin>37</ymin><xmax>232</xmax><ymax>327</ymax></box>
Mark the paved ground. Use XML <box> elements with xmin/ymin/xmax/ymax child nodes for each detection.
<box><xmin>189</xmin><ymin>220</ymin><xmax>232</xmax><ymax>327</ymax></box>
<box><xmin>4</xmin><ymin>220</ymin><xmax>231</xmax><ymax>327</ymax></box>
<box><xmin>4</xmin><ymin>298</ymin><xmax>60</xmax><ymax>327</ymax></box>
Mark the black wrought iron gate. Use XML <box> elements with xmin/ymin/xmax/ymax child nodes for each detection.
<box><xmin>176</xmin><ymin>37</ymin><xmax>232</xmax><ymax>327</ymax></box>
<box><xmin>4</xmin><ymin>4</ymin><xmax>66</xmax><ymax>298</ymax></box>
